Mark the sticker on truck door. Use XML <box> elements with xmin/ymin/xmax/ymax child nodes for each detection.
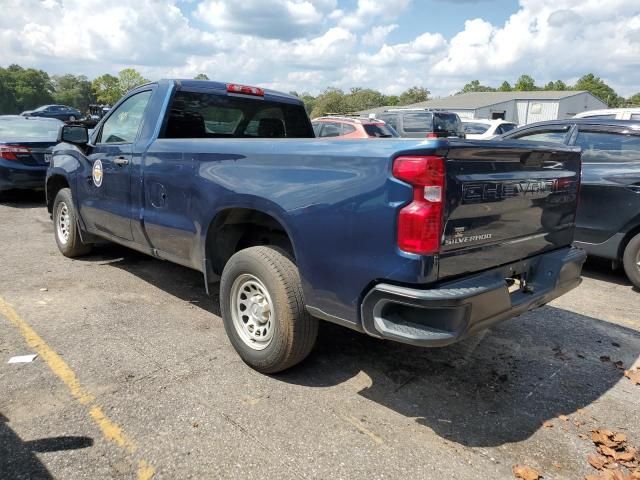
<box><xmin>92</xmin><ymin>159</ymin><xmax>103</xmax><ymax>187</ymax></box>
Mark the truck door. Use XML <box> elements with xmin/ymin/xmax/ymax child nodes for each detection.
<box><xmin>78</xmin><ymin>90</ymin><xmax>153</xmax><ymax>241</ymax></box>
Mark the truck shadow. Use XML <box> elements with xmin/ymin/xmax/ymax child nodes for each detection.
<box><xmin>95</xmin><ymin>244</ymin><xmax>639</xmax><ymax>448</ymax></box>
<box><xmin>0</xmin><ymin>413</ymin><xmax>93</xmax><ymax>479</ymax></box>
<box><xmin>0</xmin><ymin>190</ymin><xmax>46</xmax><ymax>209</ymax></box>
<box><xmin>581</xmin><ymin>256</ymin><xmax>634</xmax><ymax>288</ymax></box>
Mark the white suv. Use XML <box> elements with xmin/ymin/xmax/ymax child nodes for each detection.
<box><xmin>574</xmin><ymin>108</ymin><xmax>640</xmax><ymax>120</ymax></box>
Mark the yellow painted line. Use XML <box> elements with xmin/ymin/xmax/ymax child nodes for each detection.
<box><xmin>0</xmin><ymin>297</ymin><xmax>155</xmax><ymax>479</ymax></box>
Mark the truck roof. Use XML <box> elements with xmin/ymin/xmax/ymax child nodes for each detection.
<box><xmin>149</xmin><ymin>79</ymin><xmax>303</xmax><ymax>104</ymax></box>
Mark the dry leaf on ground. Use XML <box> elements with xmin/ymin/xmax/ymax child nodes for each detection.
<box><xmin>589</xmin><ymin>454</ymin><xmax>609</xmax><ymax>470</ymax></box>
<box><xmin>513</xmin><ymin>464</ymin><xmax>541</xmax><ymax>480</ymax></box>
<box><xmin>625</xmin><ymin>369</ymin><xmax>640</xmax><ymax>385</ymax></box>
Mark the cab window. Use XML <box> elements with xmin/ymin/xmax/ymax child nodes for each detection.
<box><xmin>99</xmin><ymin>91</ymin><xmax>152</xmax><ymax>144</ymax></box>
<box><xmin>511</xmin><ymin>127</ymin><xmax>570</xmax><ymax>144</ymax></box>
<box><xmin>575</xmin><ymin>130</ymin><xmax>640</xmax><ymax>163</ymax></box>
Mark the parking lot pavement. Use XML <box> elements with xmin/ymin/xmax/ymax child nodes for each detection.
<box><xmin>1</xmin><ymin>192</ymin><xmax>639</xmax><ymax>480</ymax></box>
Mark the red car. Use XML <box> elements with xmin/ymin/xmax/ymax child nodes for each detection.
<box><xmin>312</xmin><ymin>116</ymin><xmax>399</xmax><ymax>138</ymax></box>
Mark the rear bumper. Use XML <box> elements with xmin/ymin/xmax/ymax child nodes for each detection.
<box><xmin>0</xmin><ymin>160</ymin><xmax>47</xmax><ymax>191</ymax></box>
<box><xmin>361</xmin><ymin>246</ymin><xmax>586</xmax><ymax>347</ymax></box>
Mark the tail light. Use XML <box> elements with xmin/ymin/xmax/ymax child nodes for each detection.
<box><xmin>426</xmin><ymin>132</ymin><xmax>438</xmax><ymax>138</ymax></box>
<box><xmin>0</xmin><ymin>145</ymin><xmax>30</xmax><ymax>161</ymax></box>
<box><xmin>227</xmin><ymin>83</ymin><xmax>264</xmax><ymax>97</ymax></box>
<box><xmin>393</xmin><ymin>155</ymin><xmax>445</xmax><ymax>255</ymax></box>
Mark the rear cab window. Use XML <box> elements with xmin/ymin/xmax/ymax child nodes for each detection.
<box><xmin>162</xmin><ymin>90</ymin><xmax>313</xmax><ymax>138</ymax></box>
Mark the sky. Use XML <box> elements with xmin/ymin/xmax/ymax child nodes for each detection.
<box><xmin>1</xmin><ymin>0</ymin><xmax>639</xmax><ymax>97</ymax></box>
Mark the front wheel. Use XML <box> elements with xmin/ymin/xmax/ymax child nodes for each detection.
<box><xmin>53</xmin><ymin>188</ymin><xmax>92</xmax><ymax>257</ymax></box>
<box><xmin>623</xmin><ymin>233</ymin><xmax>640</xmax><ymax>289</ymax></box>
<box><xmin>220</xmin><ymin>246</ymin><xmax>318</xmax><ymax>373</ymax></box>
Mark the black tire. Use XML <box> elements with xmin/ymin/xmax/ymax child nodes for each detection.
<box><xmin>220</xmin><ymin>246</ymin><xmax>318</xmax><ymax>373</ymax></box>
<box><xmin>622</xmin><ymin>233</ymin><xmax>640</xmax><ymax>289</ymax></box>
<box><xmin>53</xmin><ymin>188</ymin><xmax>92</xmax><ymax>257</ymax></box>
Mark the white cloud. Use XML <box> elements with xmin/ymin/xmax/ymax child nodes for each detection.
<box><xmin>362</xmin><ymin>24</ymin><xmax>398</xmax><ymax>46</ymax></box>
<box><xmin>196</xmin><ymin>0</ymin><xmax>334</xmax><ymax>40</ymax></box>
<box><xmin>338</xmin><ymin>0</ymin><xmax>412</xmax><ymax>29</ymax></box>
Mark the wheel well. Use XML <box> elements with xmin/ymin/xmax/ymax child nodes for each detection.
<box><xmin>620</xmin><ymin>224</ymin><xmax>640</xmax><ymax>259</ymax></box>
<box><xmin>46</xmin><ymin>175</ymin><xmax>69</xmax><ymax>213</ymax></box>
<box><xmin>206</xmin><ymin>208</ymin><xmax>295</xmax><ymax>275</ymax></box>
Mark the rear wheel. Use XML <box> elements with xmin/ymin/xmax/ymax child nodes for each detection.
<box><xmin>53</xmin><ymin>188</ymin><xmax>92</xmax><ymax>257</ymax></box>
<box><xmin>623</xmin><ymin>233</ymin><xmax>640</xmax><ymax>289</ymax></box>
<box><xmin>220</xmin><ymin>246</ymin><xmax>318</xmax><ymax>373</ymax></box>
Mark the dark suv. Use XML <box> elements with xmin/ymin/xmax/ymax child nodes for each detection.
<box><xmin>373</xmin><ymin>109</ymin><xmax>465</xmax><ymax>138</ymax></box>
<box><xmin>500</xmin><ymin>119</ymin><xmax>640</xmax><ymax>288</ymax></box>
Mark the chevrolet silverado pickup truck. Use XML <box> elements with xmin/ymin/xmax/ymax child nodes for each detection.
<box><xmin>47</xmin><ymin>79</ymin><xmax>586</xmax><ymax>373</ymax></box>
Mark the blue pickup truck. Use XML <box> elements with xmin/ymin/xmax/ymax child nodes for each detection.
<box><xmin>47</xmin><ymin>79</ymin><xmax>586</xmax><ymax>373</ymax></box>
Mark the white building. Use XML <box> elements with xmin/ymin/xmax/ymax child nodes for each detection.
<box><xmin>361</xmin><ymin>91</ymin><xmax>607</xmax><ymax>125</ymax></box>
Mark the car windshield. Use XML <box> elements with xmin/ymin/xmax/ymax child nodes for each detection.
<box><xmin>463</xmin><ymin>122</ymin><xmax>490</xmax><ymax>134</ymax></box>
<box><xmin>363</xmin><ymin>123</ymin><xmax>397</xmax><ymax>137</ymax></box>
<box><xmin>0</xmin><ymin>118</ymin><xmax>61</xmax><ymax>140</ymax></box>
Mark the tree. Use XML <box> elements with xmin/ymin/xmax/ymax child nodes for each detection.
<box><xmin>627</xmin><ymin>93</ymin><xmax>640</xmax><ymax>106</ymax></box>
<box><xmin>92</xmin><ymin>74</ymin><xmax>121</xmax><ymax>105</ymax></box>
<box><xmin>52</xmin><ymin>74</ymin><xmax>94</xmax><ymax>112</ymax></box>
<box><xmin>573</xmin><ymin>73</ymin><xmax>621</xmax><ymax>107</ymax></box>
<box><xmin>514</xmin><ymin>74</ymin><xmax>537</xmax><ymax>91</ymax></box>
<box><xmin>0</xmin><ymin>64</ymin><xmax>54</xmax><ymax>113</ymax></box>
<box><xmin>194</xmin><ymin>73</ymin><xmax>209</xmax><ymax>80</ymax></box>
<box><xmin>118</xmin><ymin>68</ymin><xmax>149</xmax><ymax>94</ymax></box>
<box><xmin>543</xmin><ymin>80</ymin><xmax>568</xmax><ymax>91</ymax></box>
<box><xmin>459</xmin><ymin>80</ymin><xmax>495</xmax><ymax>94</ymax></box>
<box><xmin>398</xmin><ymin>86</ymin><xmax>430</xmax><ymax>105</ymax></box>
<box><xmin>345</xmin><ymin>88</ymin><xmax>385</xmax><ymax>112</ymax></box>
<box><xmin>498</xmin><ymin>81</ymin><xmax>512</xmax><ymax>92</ymax></box>
<box><xmin>310</xmin><ymin>88</ymin><xmax>347</xmax><ymax>117</ymax></box>
<box><xmin>382</xmin><ymin>94</ymin><xmax>399</xmax><ymax>106</ymax></box>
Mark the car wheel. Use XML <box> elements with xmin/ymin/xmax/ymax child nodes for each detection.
<box><xmin>53</xmin><ymin>188</ymin><xmax>92</xmax><ymax>257</ymax></box>
<box><xmin>220</xmin><ymin>246</ymin><xmax>318</xmax><ymax>373</ymax></box>
<box><xmin>623</xmin><ymin>232</ymin><xmax>640</xmax><ymax>289</ymax></box>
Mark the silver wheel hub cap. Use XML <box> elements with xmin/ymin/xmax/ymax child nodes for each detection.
<box><xmin>230</xmin><ymin>274</ymin><xmax>274</xmax><ymax>350</ymax></box>
<box><xmin>56</xmin><ymin>202</ymin><xmax>70</xmax><ymax>245</ymax></box>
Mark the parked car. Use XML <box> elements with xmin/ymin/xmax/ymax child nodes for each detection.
<box><xmin>462</xmin><ymin>119</ymin><xmax>518</xmax><ymax>139</ymax></box>
<box><xmin>47</xmin><ymin>79</ymin><xmax>585</xmax><ymax>373</ymax></box>
<box><xmin>500</xmin><ymin>118</ymin><xmax>640</xmax><ymax>288</ymax></box>
<box><xmin>312</xmin><ymin>116</ymin><xmax>398</xmax><ymax>138</ymax></box>
<box><xmin>372</xmin><ymin>109</ymin><xmax>465</xmax><ymax>138</ymax></box>
<box><xmin>0</xmin><ymin>115</ymin><xmax>63</xmax><ymax>194</ymax></box>
<box><xmin>574</xmin><ymin>108</ymin><xmax>640</xmax><ymax>121</ymax></box>
<box><xmin>21</xmin><ymin>104</ymin><xmax>82</xmax><ymax>122</ymax></box>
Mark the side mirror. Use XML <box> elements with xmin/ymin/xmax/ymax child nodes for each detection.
<box><xmin>58</xmin><ymin>125</ymin><xmax>89</xmax><ymax>145</ymax></box>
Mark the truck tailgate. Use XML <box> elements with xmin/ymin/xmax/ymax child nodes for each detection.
<box><xmin>438</xmin><ymin>140</ymin><xmax>581</xmax><ymax>280</ymax></box>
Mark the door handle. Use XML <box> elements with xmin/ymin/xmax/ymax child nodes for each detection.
<box><xmin>114</xmin><ymin>157</ymin><xmax>129</xmax><ymax>166</ymax></box>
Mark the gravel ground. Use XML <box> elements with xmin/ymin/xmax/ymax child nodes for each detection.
<box><xmin>1</xmin><ymin>191</ymin><xmax>639</xmax><ymax>480</ymax></box>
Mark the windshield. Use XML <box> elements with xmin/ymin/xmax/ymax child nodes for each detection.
<box><xmin>433</xmin><ymin>113</ymin><xmax>461</xmax><ymax>134</ymax></box>
<box><xmin>0</xmin><ymin>118</ymin><xmax>61</xmax><ymax>140</ymax></box>
<box><xmin>463</xmin><ymin>122</ymin><xmax>490</xmax><ymax>134</ymax></box>
<box><xmin>363</xmin><ymin>123</ymin><xmax>397</xmax><ymax>138</ymax></box>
